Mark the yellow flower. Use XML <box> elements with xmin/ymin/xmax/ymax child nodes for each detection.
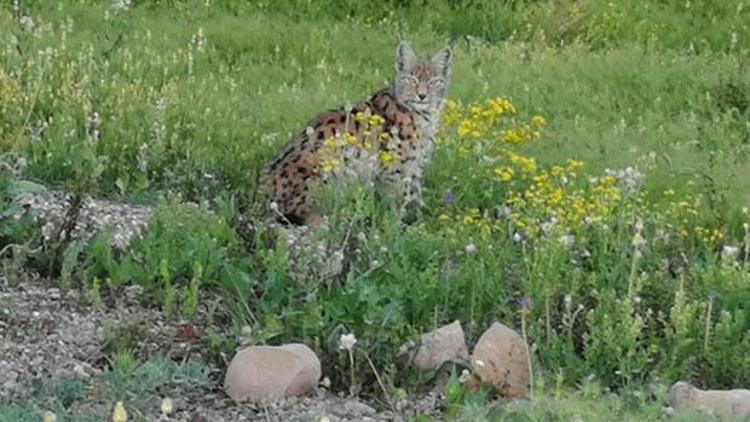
<box><xmin>321</xmin><ymin>158</ymin><xmax>341</xmax><ymax>172</ymax></box>
<box><xmin>343</xmin><ymin>133</ymin><xmax>358</xmax><ymax>146</ymax></box>
<box><xmin>458</xmin><ymin>120</ymin><xmax>473</xmax><ymax>137</ymax></box>
<box><xmin>506</xmin><ymin>151</ymin><xmax>538</xmax><ymax>173</ymax></box>
<box><xmin>378</xmin><ymin>150</ymin><xmax>396</xmax><ymax>166</ymax></box>
<box><xmin>502</xmin><ymin>130</ymin><xmax>523</xmax><ymax>144</ymax></box>
<box><xmin>368</xmin><ymin>114</ymin><xmax>385</xmax><ymax>126</ymax></box>
<box><xmin>566</xmin><ymin>159</ymin><xmax>583</xmax><ymax>170</ymax></box>
<box><xmin>531</xmin><ymin>115</ymin><xmax>546</xmax><ymax>126</ymax></box>
<box><xmin>494</xmin><ymin>167</ymin><xmax>514</xmax><ymax>182</ymax></box>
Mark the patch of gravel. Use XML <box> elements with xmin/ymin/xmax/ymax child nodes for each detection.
<box><xmin>0</xmin><ymin>273</ymin><xmax>443</xmax><ymax>421</ymax></box>
<box><xmin>14</xmin><ymin>191</ymin><xmax>153</xmax><ymax>251</ymax></box>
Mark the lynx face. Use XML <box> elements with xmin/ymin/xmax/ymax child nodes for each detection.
<box><xmin>394</xmin><ymin>42</ymin><xmax>452</xmax><ymax>115</ymax></box>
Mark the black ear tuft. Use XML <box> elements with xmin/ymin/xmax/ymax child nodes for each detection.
<box><xmin>431</xmin><ymin>46</ymin><xmax>453</xmax><ymax>77</ymax></box>
<box><xmin>396</xmin><ymin>41</ymin><xmax>417</xmax><ymax>73</ymax></box>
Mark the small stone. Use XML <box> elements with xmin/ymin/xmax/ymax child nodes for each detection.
<box><xmin>224</xmin><ymin>343</ymin><xmax>321</xmax><ymax>403</ymax></box>
<box><xmin>411</xmin><ymin>320</ymin><xmax>468</xmax><ymax>370</ymax></box>
<box><xmin>342</xmin><ymin>399</ymin><xmax>376</xmax><ymax>416</ymax></box>
<box><xmin>668</xmin><ymin>381</ymin><xmax>750</xmax><ymax>418</ymax></box>
<box><xmin>471</xmin><ymin>322</ymin><xmax>530</xmax><ymax>398</ymax></box>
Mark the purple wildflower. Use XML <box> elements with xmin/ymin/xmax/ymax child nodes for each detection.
<box><xmin>443</xmin><ymin>191</ymin><xmax>455</xmax><ymax>206</ymax></box>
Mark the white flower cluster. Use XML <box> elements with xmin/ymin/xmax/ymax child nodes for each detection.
<box><xmin>605</xmin><ymin>166</ymin><xmax>644</xmax><ymax>196</ymax></box>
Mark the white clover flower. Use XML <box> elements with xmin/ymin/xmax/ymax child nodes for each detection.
<box><xmin>512</xmin><ymin>232</ymin><xmax>522</xmax><ymax>243</ymax></box>
<box><xmin>19</xmin><ymin>15</ymin><xmax>35</xmax><ymax>31</ymax></box>
<box><xmin>339</xmin><ymin>333</ymin><xmax>357</xmax><ymax>351</ymax></box>
<box><xmin>458</xmin><ymin>369</ymin><xmax>471</xmax><ymax>383</ymax></box>
<box><xmin>320</xmin><ymin>376</ymin><xmax>331</xmax><ymax>388</ymax></box>
<box><xmin>722</xmin><ymin>245</ymin><xmax>740</xmax><ymax>259</ymax></box>
<box><xmin>495</xmin><ymin>205</ymin><xmax>512</xmax><ymax>219</ymax></box>
<box><xmin>464</xmin><ymin>243</ymin><xmax>477</xmax><ymax>254</ymax></box>
<box><xmin>113</xmin><ymin>0</ymin><xmax>133</xmax><ymax>11</ymax></box>
<box><xmin>160</xmin><ymin>398</ymin><xmax>174</xmax><ymax>416</ymax></box>
<box><xmin>240</xmin><ymin>325</ymin><xmax>252</xmax><ymax>338</ymax></box>
<box><xmin>269</xmin><ymin>201</ymin><xmax>279</xmax><ymax>211</ymax></box>
<box><xmin>560</xmin><ymin>235</ymin><xmax>576</xmax><ymax>248</ymax></box>
<box><xmin>564</xmin><ymin>295</ymin><xmax>572</xmax><ymax>306</ymax></box>
<box><xmin>632</xmin><ymin>233</ymin><xmax>645</xmax><ymax>249</ymax></box>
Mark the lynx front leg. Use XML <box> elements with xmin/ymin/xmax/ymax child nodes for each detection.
<box><xmin>398</xmin><ymin>164</ymin><xmax>427</xmax><ymax>223</ymax></box>
<box><xmin>398</xmin><ymin>138</ymin><xmax>433</xmax><ymax>221</ymax></box>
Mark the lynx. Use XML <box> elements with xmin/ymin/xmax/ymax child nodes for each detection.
<box><xmin>265</xmin><ymin>42</ymin><xmax>452</xmax><ymax>225</ymax></box>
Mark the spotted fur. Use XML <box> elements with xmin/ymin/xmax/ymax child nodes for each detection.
<box><xmin>265</xmin><ymin>42</ymin><xmax>452</xmax><ymax>225</ymax></box>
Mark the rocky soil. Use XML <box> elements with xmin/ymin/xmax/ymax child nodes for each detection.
<box><xmin>0</xmin><ymin>272</ymin><xmax>443</xmax><ymax>421</ymax></box>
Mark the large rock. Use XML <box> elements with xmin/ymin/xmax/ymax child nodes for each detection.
<box><xmin>224</xmin><ymin>344</ymin><xmax>321</xmax><ymax>403</ymax></box>
<box><xmin>668</xmin><ymin>381</ymin><xmax>750</xmax><ymax>418</ymax></box>
<box><xmin>411</xmin><ymin>320</ymin><xmax>468</xmax><ymax>370</ymax></box>
<box><xmin>471</xmin><ymin>322</ymin><xmax>530</xmax><ymax>398</ymax></box>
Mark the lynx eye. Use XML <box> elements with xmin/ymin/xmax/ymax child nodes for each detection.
<box><xmin>400</xmin><ymin>76</ymin><xmax>417</xmax><ymax>86</ymax></box>
<box><xmin>428</xmin><ymin>79</ymin><xmax>444</xmax><ymax>88</ymax></box>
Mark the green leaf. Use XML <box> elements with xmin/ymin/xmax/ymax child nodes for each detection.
<box><xmin>9</xmin><ymin>180</ymin><xmax>47</xmax><ymax>197</ymax></box>
<box><xmin>0</xmin><ymin>204</ymin><xmax>20</xmax><ymax>220</ymax></box>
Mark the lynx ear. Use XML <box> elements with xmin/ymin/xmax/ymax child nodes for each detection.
<box><xmin>396</xmin><ymin>41</ymin><xmax>417</xmax><ymax>73</ymax></box>
<box><xmin>431</xmin><ymin>46</ymin><xmax>453</xmax><ymax>78</ymax></box>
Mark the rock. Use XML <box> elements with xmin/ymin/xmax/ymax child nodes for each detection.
<box><xmin>411</xmin><ymin>320</ymin><xmax>468</xmax><ymax>370</ymax></box>
<box><xmin>224</xmin><ymin>344</ymin><xmax>321</xmax><ymax>403</ymax></box>
<box><xmin>471</xmin><ymin>322</ymin><xmax>530</xmax><ymax>398</ymax></box>
<box><xmin>668</xmin><ymin>381</ymin><xmax>750</xmax><ymax>418</ymax></box>
<box><xmin>340</xmin><ymin>399</ymin><xmax>376</xmax><ymax>417</ymax></box>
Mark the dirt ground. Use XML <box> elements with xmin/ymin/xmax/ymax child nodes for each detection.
<box><xmin>0</xmin><ymin>272</ymin><xmax>444</xmax><ymax>421</ymax></box>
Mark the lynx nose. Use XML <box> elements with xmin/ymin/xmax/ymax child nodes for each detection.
<box><xmin>417</xmin><ymin>93</ymin><xmax>426</xmax><ymax>100</ymax></box>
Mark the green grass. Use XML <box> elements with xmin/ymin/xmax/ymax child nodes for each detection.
<box><xmin>1</xmin><ymin>0</ymin><xmax>750</xmax><ymax>418</ymax></box>
<box><xmin>0</xmin><ymin>354</ymin><xmax>209</xmax><ymax>422</ymax></box>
